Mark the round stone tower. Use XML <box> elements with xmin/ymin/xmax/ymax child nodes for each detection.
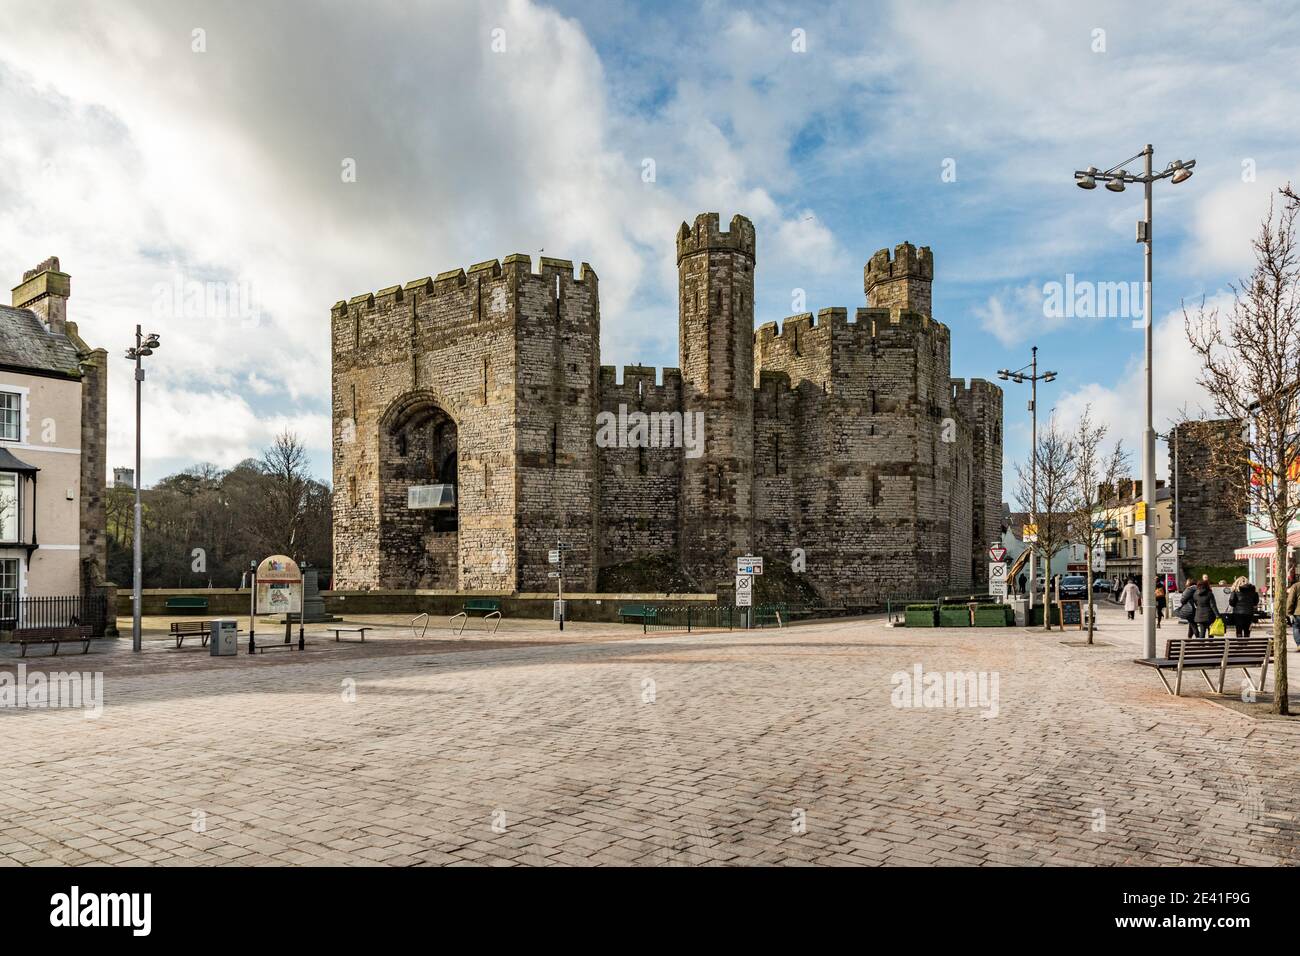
<box><xmin>676</xmin><ymin>212</ymin><xmax>756</xmax><ymax>586</ymax></box>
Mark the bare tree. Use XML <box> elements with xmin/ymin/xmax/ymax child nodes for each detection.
<box><xmin>1068</xmin><ymin>407</ymin><xmax>1130</xmax><ymax>644</ymax></box>
<box><xmin>257</xmin><ymin>431</ymin><xmax>313</xmax><ymax>558</ymax></box>
<box><xmin>1183</xmin><ymin>193</ymin><xmax>1300</xmax><ymax>715</ymax></box>
<box><xmin>1015</xmin><ymin>415</ymin><xmax>1078</xmax><ymax>630</ymax></box>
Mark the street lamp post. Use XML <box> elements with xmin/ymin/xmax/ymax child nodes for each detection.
<box><xmin>125</xmin><ymin>326</ymin><xmax>161</xmax><ymax>652</ymax></box>
<box><xmin>998</xmin><ymin>349</ymin><xmax>1056</xmax><ymax>607</ymax></box>
<box><xmin>1075</xmin><ymin>146</ymin><xmax>1195</xmax><ymax>660</ymax></box>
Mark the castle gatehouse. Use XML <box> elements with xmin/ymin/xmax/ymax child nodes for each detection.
<box><xmin>331</xmin><ymin>213</ymin><xmax>1002</xmax><ymax>604</ymax></box>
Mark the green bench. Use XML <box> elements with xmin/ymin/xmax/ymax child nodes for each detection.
<box><xmin>165</xmin><ymin>597</ymin><xmax>209</xmax><ymax>614</ymax></box>
<box><xmin>452</xmin><ymin>599</ymin><xmax>502</xmax><ymax>636</ymax></box>
<box><xmin>619</xmin><ymin>605</ymin><xmax>655</xmax><ymax>624</ymax></box>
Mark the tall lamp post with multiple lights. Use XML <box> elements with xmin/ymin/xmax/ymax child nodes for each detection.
<box><xmin>125</xmin><ymin>326</ymin><xmax>161</xmax><ymax>652</ymax></box>
<box><xmin>1075</xmin><ymin>145</ymin><xmax>1195</xmax><ymax>660</ymax></box>
<box><xmin>998</xmin><ymin>347</ymin><xmax>1056</xmax><ymax>606</ymax></box>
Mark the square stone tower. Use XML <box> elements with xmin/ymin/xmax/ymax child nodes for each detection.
<box><xmin>676</xmin><ymin>213</ymin><xmax>756</xmax><ymax>587</ymax></box>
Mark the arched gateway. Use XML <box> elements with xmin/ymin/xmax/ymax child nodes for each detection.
<box><xmin>378</xmin><ymin>391</ymin><xmax>459</xmax><ymax>588</ymax></box>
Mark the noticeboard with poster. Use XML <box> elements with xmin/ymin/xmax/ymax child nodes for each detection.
<box><xmin>255</xmin><ymin>554</ymin><xmax>303</xmax><ymax>615</ymax></box>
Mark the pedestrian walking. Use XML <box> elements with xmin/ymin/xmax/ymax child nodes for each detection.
<box><xmin>1191</xmin><ymin>579</ymin><xmax>1220</xmax><ymax>639</ymax></box>
<box><xmin>1154</xmin><ymin>583</ymin><xmax>1166</xmax><ymax>628</ymax></box>
<box><xmin>1228</xmin><ymin>575</ymin><xmax>1260</xmax><ymax>639</ymax></box>
<box><xmin>1121</xmin><ymin>577</ymin><xmax>1141</xmax><ymax>620</ymax></box>
<box><xmin>1178</xmin><ymin>577</ymin><xmax>1197</xmax><ymax>637</ymax></box>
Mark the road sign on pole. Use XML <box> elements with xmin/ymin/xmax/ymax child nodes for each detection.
<box><xmin>989</xmin><ymin>561</ymin><xmax>1008</xmax><ymax>598</ymax></box>
<box><xmin>1156</xmin><ymin>538</ymin><xmax>1178</xmax><ymax>575</ymax></box>
<box><xmin>735</xmin><ymin>573</ymin><xmax>753</xmax><ymax>607</ymax></box>
<box><xmin>737</xmin><ymin>556</ymin><xmax>763</xmax><ymax>576</ymax></box>
<box><xmin>988</xmin><ymin>545</ymin><xmax>1007</xmax><ymax>562</ymax></box>
<box><xmin>1091</xmin><ymin>546</ymin><xmax>1106</xmax><ymax>574</ymax></box>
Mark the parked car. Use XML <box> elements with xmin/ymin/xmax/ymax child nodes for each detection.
<box><xmin>1092</xmin><ymin>578</ymin><xmax>1113</xmax><ymax>592</ymax></box>
<box><xmin>1058</xmin><ymin>575</ymin><xmax>1089</xmax><ymax>599</ymax></box>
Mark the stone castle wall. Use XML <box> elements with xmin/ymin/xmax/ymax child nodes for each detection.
<box><xmin>332</xmin><ymin>218</ymin><xmax>1003</xmax><ymax>605</ymax></box>
<box><xmin>596</xmin><ymin>365</ymin><xmax>684</xmax><ymax>565</ymax></box>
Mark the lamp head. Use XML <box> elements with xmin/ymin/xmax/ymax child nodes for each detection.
<box><xmin>1075</xmin><ymin>166</ymin><xmax>1098</xmax><ymax>190</ymax></box>
<box><xmin>1105</xmin><ymin>172</ymin><xmax>1128</xmax><ymax>193</ymax></box>
<box><xmin>1170</xmin><ymin>160</ymin><xmax>1193</xmax><ymax>184</ymax></box>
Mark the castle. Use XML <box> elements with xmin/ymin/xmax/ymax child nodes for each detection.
<box><xmin>331</xmin><ymin>213</ymin><xmax>1003</xmax><ymax>604</ymax></box>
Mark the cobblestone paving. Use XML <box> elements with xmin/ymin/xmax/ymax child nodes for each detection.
<box><xmin>3</xmin><ymin>605</ymin><xmax>1298</xmax><ymax>866</ymax></box>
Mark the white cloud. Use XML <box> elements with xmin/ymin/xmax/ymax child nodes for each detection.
<box><xmin>1188</xmin><ymin>169</ymin><xmax>1298</xmax><ymax>276</ymax></box>
<box><xmin>973</xmin><ymin>283</ymin><xmax>1048</xmax><ymax>347</ymax></box>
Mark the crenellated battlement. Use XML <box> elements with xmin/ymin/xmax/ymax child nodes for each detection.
<box><xmin>755</xmin><ymin>305</ymin><xmax>947</xmax><ymax>350</ymax></box>
<box><xmin>676</xmin><ymin>212</ymin><xmax>756</xmax><ymax>264</ymax></box>
<box><xmin>598</xmin><ymin>364</ymin><xmax>683</xmax><ymax>409</ymax></box>
<box><xmin>866</xmin><ymin>242</ymin><xmax>934</xmax><ymax>286</ymax></box>
<box><xmin>333</xmin><ymin>254</ymin><xmax>598</xmax><ymax>316</ymax></box>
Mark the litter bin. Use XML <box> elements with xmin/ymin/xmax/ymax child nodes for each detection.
<box><xmin>210</xmin><ymin>619</ymin><xmax>238</xmax><ymax>657</ymax></box>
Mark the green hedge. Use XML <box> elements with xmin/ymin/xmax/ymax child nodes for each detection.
<box><xmin>1183</xmin><ymin>564</ymin><xmax>1248</xmax><ymax>586</ymax></box>
<box><xmin>974</xmin><ymin>604</ymin><xmax>1012</xmax><ymax>627</ymax></box>
<box><xmin>938</xmin><ymin>606</ymin><xmax>972</xmax><ymax>627</ymax></box>
<box><xmin>905</xmin><ymin>606</ymin><xmax>936</xmax><ymax>627</ymax></box>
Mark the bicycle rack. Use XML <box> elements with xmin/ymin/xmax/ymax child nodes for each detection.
<box><xmin>449</xmin><ymin>610</ymin><xmax>502</xmax><ymax>637</ymax></box>
<box><xmin>410</xmin><ymin>612</ymin><xmax>430</xmax><ymax>639</ymax></box>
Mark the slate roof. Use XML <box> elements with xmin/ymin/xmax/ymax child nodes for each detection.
<box><xmin>0</xmin><ymin>304</ymin><xmax>83</xmax><ymax>377</ymax></box>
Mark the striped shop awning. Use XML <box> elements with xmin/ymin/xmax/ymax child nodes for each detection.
<box><xmin>1234</xmin><ymin>530</ymin><xmax>1300</xmax><ymax>560</ymax></box>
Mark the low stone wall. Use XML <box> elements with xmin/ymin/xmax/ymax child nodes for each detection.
<box><xmin>120</xmin><ymin>589</ymin><xmax>719</xmax><ymax>623</ymax></box>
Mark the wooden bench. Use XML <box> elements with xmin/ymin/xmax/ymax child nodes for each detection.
<box><xmin>12</xmin><ymin>625</ymin><xmax>94</xmax><ymax>657</ymax></box>
<box><xmin>169</xmin><ymin>620</ymin><xmax>210</xmax><ymax>648</ymax></box>
<box><xmin>333</xmin><ymin>627</ymin><xmax>370</xmax><ymax>643</ymax></box>
<box><xmin>1135</xmin><ymin>636</ymin><xmax>1273</xmax><ymax>696</ymax></box>
<box><xmin>619</xmin><ymin>605</ymin><xmax>655</xmax><ymax>624</ymax></box>
<box><xmin>165</xmin><ymin>597</ymin><xmax>209</xmax><ymax>614</ymax></box>
<box><xmin>248</xmin><ymin>632</ymin><xmax>304</xmax><ymax>653</ymax></box>
<box><xmin>451</xmin><ymin>599</ymin><xmax>502</xmax><ymax>636</ymax></box>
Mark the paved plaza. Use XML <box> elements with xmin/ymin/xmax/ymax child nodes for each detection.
<box><xmin>3</xmin><ymin>603</ymin><xmax>1299</xmax><ymax>866</ymax></box>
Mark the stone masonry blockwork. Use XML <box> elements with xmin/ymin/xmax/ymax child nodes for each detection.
<box><xmin>332</xmin><ymin>217</ymin><xmax>1002</xmax><ymax>604</ymax></box>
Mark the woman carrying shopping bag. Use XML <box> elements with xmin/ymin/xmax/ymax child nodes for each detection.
<box><xmin>1192</xmin><ymin>580</ymin><xmax>1221</xmax><ymax>639</ymax></box>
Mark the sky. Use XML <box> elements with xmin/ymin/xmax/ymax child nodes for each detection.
<box><xmin>1</xmin><ymin>0</ymin><xmax>1298</xmax><ymax>500</ymax></box>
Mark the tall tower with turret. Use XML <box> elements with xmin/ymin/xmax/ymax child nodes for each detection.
<box><xmin>676</xmin><ymin>213</ymin><xmax>756</xmax><ymax>586</ymax></box>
